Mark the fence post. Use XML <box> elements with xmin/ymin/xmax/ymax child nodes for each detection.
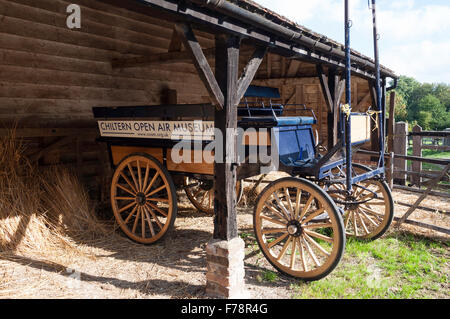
<box><xmin>385</xmin><ymin>91</ymin><xmax>396</xmax><ymax>189</ymax></box>
<box><xmin>393</xmin><ymin>122</ymin><xmax>408</xmax><ymax>185</ymax></box>
<box><xmin>411</xmin><ymin>125</ymin><xmax>422</xmax><ymax>187</ymax></box>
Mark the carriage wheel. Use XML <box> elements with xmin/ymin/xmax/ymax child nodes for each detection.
<box><xmin>325</xmin><ymin>163</ymin><xmax>394</xmax><ymax>241</ymax></box>
<box><xmin>111</xmin><ymin>153</ymin><xmax>177</xmax><ymax>244</ymax></box>
<box><xmin>183</xmin><ymin>177</ymin><xmax>243</xmax><ymax>215</ymax></box>
<box><xmin>254</xmin><ymin>177</ymin><xmax>345</xmax><ymax>281</ymax></box>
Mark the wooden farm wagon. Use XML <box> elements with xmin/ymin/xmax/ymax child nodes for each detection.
<box><xmin>0</xmin><ymin>0</ymin><xmax>398</xmax><ymax>296</ymax></box>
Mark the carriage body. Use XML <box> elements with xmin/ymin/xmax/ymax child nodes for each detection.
<box><xmin>92</xmin><ymin>85</ymin><xmax>393</xmax><ymax>281</ymax></box>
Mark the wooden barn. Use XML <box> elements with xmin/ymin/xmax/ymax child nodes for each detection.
<box><xmin>0</xmin><ymin>0</ymin><xmax>398</xmax><ymax>297</ymax></box>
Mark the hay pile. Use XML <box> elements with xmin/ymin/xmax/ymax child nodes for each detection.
<box><xmin>0</xmin><ymin>130</ymin><xmax>111</xmax><ymax>256</ymax></box>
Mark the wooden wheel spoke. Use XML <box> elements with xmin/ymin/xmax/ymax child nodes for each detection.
<box><xmin>303</xmin><ymin>222</ymin><xmax>333</xmax><ymax>229</ymax></box>
<box><xmin>344</xmin><ymin>210</ymin><xmax>351</xmax><ymax>229</ymax></box>
<box><xmin>358</xmin><ymin>209</ymin><xmax>379</xmax><ymax>227</ymax></box>
<box><xmin>364</xmin><ymin>201</ymin><xmax>385</xmax><ymax>206</ymax></box>
<box><xmin>301</xmin><ymin>207</ymin><xmax>325</xmax><ymax>225</ymax></box>
<box><xmin>298</xmin><ymin>237</ymin><xmax>307</xmax><ymax>272</ymax></box>
<box><xmin>294</xmin><ymin>189</ymin><xmax>302</xmax><ymax>220</ymax></box>
<box><xmin>142</xmin><ymin>162</ymin><xmax>150</xmax><ymax>195</ymax></box>
<box><xmin>132</xmin><ymin>207</ymin><xmax>141</xmax><ymax>234</ymax></box>
<box><xmin>265</xmin><ymin>201</ymin><xmax>289</xmax><ymax>222</ymax></box>
<box><xmin>147</xmin><ymin>184</ymin><xmax>167</xmax><ymax>197</ymax></box>
<box><xmin>137</xmin><ymin>160</ymin><xmax>143</xmax><ymax>192</ymax></box>
<box><xmin>289</xmin><ymin>237</ymin><xmax>297</xmax><ymax>269</ymax></box>
<box><xmin>359</xmin><ymin>205</ymin><xmax>383</xmax><ymax>218</ymax></box>
<box><xmin>356</xmin><ymin>211</ymin><xmax>370</xmax><ymax>235</ymax></box>
<box><xmin>124</xmin><ymin>205</ymin><xmax>138</xmax><ymax>224</ymax></box>
<box><xmin>146</xmin><ymin>202</ymin><xmax>168</xmax><ymax>218</ymax></box>
<box><xmin>260</xmin><ymin>215</ymin><xmax>287</xmax><ymax>227</ymax></box>
<box><xmin>262</xmin><ymin>228</ymin><xmax>287</xmax><ymax>235</ymax></box>
<box><xmin>143</xmin><ymin>207</ymin><xmax>156</xmax><ymax>237</ymax></box>
<box><xmin>304</xmin><ymin>229</ymin><xmax>333</xmax><ymax>243</ymax></box>
<box><xmin>144</xmin><ymin>172</ymin><xmax>160</xmax><ymax>195</ymax></box>
<box><xmin>208</xmin><ymin>190</ymin><xmax>213</xmax><ymax>209</ymax></box>
<box><xmin>118</xmin><ymin>201</ymin><xmax>137</xmax><ymax>214</ymax></box>
<box><xmin>299</xmin><ymin>195</ymin><xmax>314</xmax><ymax>222</ymax></box>
<box><xmin>353</xmin><ymin>210</ymin><xmax>359</xmax><ymax>236</ymax></box>
<box><xmin>145</xmin><ymin>205</ymin><xmax>163</xmax><ymax>230</ymax></box>
<box><xmin>116</xmin><ymin>183</ymin><xmax>136</xmax><ymax>196</ymax></box>
<box><xmin>147</xmin><ymin>198</ymin><xmax>169</xmax><ymax>203</ymax></box>
<box><xmin>114</xmin><ymin>196</ymin><xmax>135</xmax><ymax>201</ymax></box>
<box><xmin>272</xmin><ymin>192</ymin><xmax>292</xmax><ymax>220</ymax></box>
<box><xmin>303</xmin><ymin>233</ymin><xmax>330</xmax><ymax>257</ymax></box>
<box><xmin>276</xmin><ymin>236</ymin><xmax>292</xmax><ymax>261</ymax></box>
<box><xmin>358</xmin><ymin>191</ymin><xmax>376</xmax><ymax>202</ymax></box>
<box><xmin>119</xmin><ymin>173</ymin><xmax>137</xmax><ymax>194</ymax></box>
<box><xmin>200</xmin><ymin>190</ymin><xmax>208</xmax><ymax>205</ymax></box>
<box><xmin>284</xmin><ymin>188</ymin><xmax>294</xmax><ymax>215</ymax></box>
<box><xmin>141</xmin><ymin>206</ymin><xmax>146</xmax><ymax>238</ymax></box>
<box><xmin>127</xmin><ymin>163</ymin><xmax>139</xmax><ymax>192</ymax></box>
<box><xmin>302</xmin><ymin>236</ymin><xmax>320</xmax><ymax>267</ymax></box>
<box><xmin>267</xmin><ymin>233</ymin><xmax>289</xmax><ymax>249</ymax></box>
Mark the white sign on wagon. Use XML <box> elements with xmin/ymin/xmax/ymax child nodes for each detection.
<box><xmin>98</xmin><ymin>120</ymin><xmax>215</xmax><ymax>140</ymax></box>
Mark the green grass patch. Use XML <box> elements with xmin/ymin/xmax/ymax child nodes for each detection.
<box><xmin>262</xmin><ymin>270</ymin><xmax>279</xmax><ymax>283</ymax></box>
<box><xmin>291</xmin><ymin>232</ymin><xmax>449</xmax><ymax>299</ymax></box>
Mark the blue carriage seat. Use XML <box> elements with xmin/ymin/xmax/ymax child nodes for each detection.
<box><xmin>239</xmin><ymin>116</ymin><xmax>316</xmax><ymax>128</ymax></box>
<box><xmin>238</xmin><ymin>85</ymin><xmax>317</xmax><ymax>127</ymax></box>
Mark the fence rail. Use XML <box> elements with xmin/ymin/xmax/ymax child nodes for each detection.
<box><xmin>356</xmin><ymin>113</ymin><xmax>449</xmax><ymax>235</ymax></box>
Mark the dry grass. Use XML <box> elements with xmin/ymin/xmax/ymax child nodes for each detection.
<box><xmin>0</xmin><ymin>130</ymin><xmax>111</xmax><ymax>257</ymax></box>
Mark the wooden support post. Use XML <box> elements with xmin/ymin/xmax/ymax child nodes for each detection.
<box><xmin>206</xmin><ymin>35</ymin><xmax>252</xmax><ymax>299</ymax></box>
<box><xmin>387</xmin><ymin>91</ymin><xmax>396</xmax><ymax>154</ymax></box>
<box><xmin>317</xmin><ymin>66</ymin><xmax>344</xmax><ymax>150</ymax></box>
<box><xmin>213</xmin><ymin>34</ymin><xmax>239</xmax><ymax>241</ymax></box>
<box><xmin>411</xmin><ymin>125</ymin><xmax>423</xmax><ymax>187</ymax></box>
<box><xmin>369</xmin><ymin>81</ymin><xmax>380</xmax><ymax>153</ymax></box>
<box><xmin>393</xmin><ymin>122</ymin><xmax>408</xmax><ymax>185</ymax></box>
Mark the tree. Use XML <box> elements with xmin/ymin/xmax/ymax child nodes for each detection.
<box><xmin>416</xmin><ymin>94</ymin><xmax>448</xmax><ymax>130</ymax></box>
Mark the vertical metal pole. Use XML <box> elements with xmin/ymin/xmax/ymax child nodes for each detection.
<box><xmin>345</xmin><ymin>0</ymin><xmax>353</xmax><ymax>192</ymax></box>
<box><xmin>371</xmin><ymin>0</ymin><xmax>385</xmax><ymax>170</ymax></box>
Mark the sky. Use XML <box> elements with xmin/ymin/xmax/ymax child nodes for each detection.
<box><xmin>253</xmin><ymin>0</ymin><xmax>450</xmax><ymax>84</ymax></box>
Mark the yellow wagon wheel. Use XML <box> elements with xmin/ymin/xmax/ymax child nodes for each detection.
<box><xmin>111</xmin><ymin>153</ymin><xmax>177</xmax><ymax>244</ymax></box>
<box><xmin>183</xmin><ymin>177</ymin><xmax>243</xmax><ymax>215</ymax></box>
<box><xmin>325</xmin><ymin>163</ymin><xmax>394</xmax><ymax>241</ymax></box>
<box><xmin>254</xmin><ymin>177</ymin><xmax>345</xmax><ymax>281</ymax></box>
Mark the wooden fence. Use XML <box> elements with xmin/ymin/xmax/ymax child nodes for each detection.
<box><xmin>357</xmin><ymin>115</ymin><xmax>450</xmax><ymax>235</ymax></box>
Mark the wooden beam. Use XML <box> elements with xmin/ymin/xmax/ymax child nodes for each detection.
<box><xmin>286</xmin><ymin>60</ymin><xmax>302</xmax><ymax>77</ymax></box>
<box><xmin>214</xmin><ymin>35</ymin><xmax>240</xmax><ymax>240</ymax></box>
<box><xmin>317</xmin><ymin>65</ymin><xmax>333</xmax><ymax>113</ymax></box>
<box><xmin>356</xmin><ymin>92</ymin><xmax>371</xmax><ymax>111</ymax></box>
<box><xmin>235</xmin><ymin>46</ymin><xmax>267</xmax><ymax>105</ymax></box>
<box><xmin>174</xmin><ymin>23</ymin><xmax>224</xmax><ymax>110</ymax></box>
<box><xmin>111</xmin><ymin>47</ymin><xmax>216</xmax><ymax>69</ymax></box>
<box><xmin>168</xmin><ymin>28</ymin><xmax>183</xmax><ymax>52</ymax></box>
<box><xmin>0</xmin><ymin>128</ymin><xmax>98</xmax><ymax>138</ymax></box>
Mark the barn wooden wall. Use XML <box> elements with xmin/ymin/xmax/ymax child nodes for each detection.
<box><xmin>0</xmin><ymin>0</ymin><xmax>212</xmax><ymax>128</ymax></box>
<box><xmin>0</xmin><ymin>0</ymin><xmax>375</xmax><ymax>198</ymax></box>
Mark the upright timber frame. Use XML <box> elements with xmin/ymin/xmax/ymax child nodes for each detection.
<box><xmin>173</xmin><ymin>23</ymin><xmax>266</xmax><ymax>297</ymax></box>
<box><xmin>317</xmin><ymin>66</ymin><xmax>345</xmax><ymax>150</ymax></box>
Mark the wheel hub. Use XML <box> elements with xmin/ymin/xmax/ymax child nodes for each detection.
<box><xmin>136</xmin><ymin>192</ymin><xmax>146</xmax><ymax>206</ymax></box>
<box><xmin>287</xmin><ymin>220</ymin><xmax>303</xmax><ymax>237</ymax></box>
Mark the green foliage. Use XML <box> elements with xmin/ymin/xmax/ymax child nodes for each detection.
<box><xmin>392</xmin><ymin>76</ymin><xmax>450</xmax><ymax>130</ymax></box>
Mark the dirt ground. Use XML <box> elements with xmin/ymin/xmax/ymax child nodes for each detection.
<box><xmin>0</xmin><ymin>184</ymin><xmax>448</xmax><ymax>299</ymax></box>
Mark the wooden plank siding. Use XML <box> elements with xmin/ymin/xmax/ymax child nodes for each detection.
<box><xmin>0</xmin><ymin>0</ymin><xmax>375</xmax><ymax>177</ymax></box>
<box><xmin>0</xmin><ymin>0</ymin><xmax>214</xmax><ymax>127</ymax></box>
